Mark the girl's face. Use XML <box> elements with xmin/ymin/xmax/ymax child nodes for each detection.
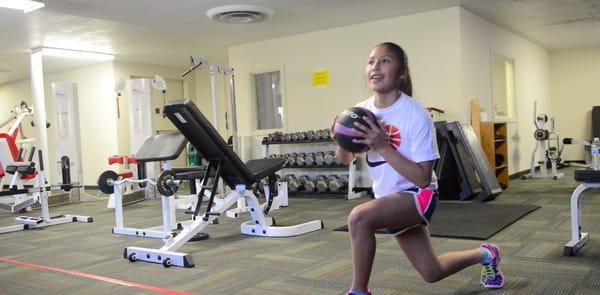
<box><xmin>365</xmin><ymin>45</ymin><xmax>403</xmax><ymax>94</ymax></box>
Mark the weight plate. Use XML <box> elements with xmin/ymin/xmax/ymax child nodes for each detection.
<box><xmin>97</xmin><ymin>170</ymin><xmax>118</xmax><ymax>194</ymax></box>
<box><xmin>533</xmin><ymin>129</ymin><xmax>549</xmax><ymax>141</ymax></box>
<box><xmin>157</xmin><ymin>170</ymin><xmax>178</xmax><ymax>196</ymax></box>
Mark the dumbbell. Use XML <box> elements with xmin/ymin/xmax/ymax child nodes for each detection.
<box><xmin>284</xmin><ymin>154</ymin><xmax>296</xmax><ymax>166</ymax></box>
<box><xmin>324</xmin><ymin>151</ymin><xmax>336</xmax><ymax>165</ymax></box>
<box><xmin>323</xmin><ymin>129</ymin><xmax>332</xmax><ymax>140</ymax></box>
<box><xmin>283</xmin><ymin>133</ymin><xmax>293</xmax><ymax>142</ymax></box>
<box><xmin>305</xmin><ymin>130</ymin><xmax>315</xmax><ymax>141</ymax></box>
<box><xmin>315</xmin><ymin>175</ymin><xmax>331</xmax><ymax>193</ymax></box>
<box><xmin>298</xmin><ymin>132</ymin><xmax>307</xmax><ymax>141</ymax></box>
<box><xmin>295</xmin><ymin>152</ymin><xmax>307</xmax><ymax>166</ymax></box>
<box><xmin>267</xmin><ymin>132</ymin><xmax>283</xmax><ymax>142</ymax></box>
<box><xmin>329</xmin><ymin>175</ymin><xmax>349</xmax><ymax>193</ymax></box>
<box><xmin>281</xmin><ymin>154</ymin><xmax>296</xmax><ymax>167</ymax></box>
<box><xmin>283</xmin><ymin>175</ymin><xmax>301</xmax><ymax>192</ymax></box>
<box><xmin>303</xmin><ymin>176</ymin><xmax>317</xmax><ymax>192</ymax></box>
<box><xmin>314</xmin><ymin>152</ymin><xmax>325</xmax><ymax>166</ymax></box>
<box><xmin>290</xmin><ymin>132</ymin><xmax>299</xmax><ymax>141</ymax></box>
<box><xmin>314</xmin><ymin>129</ymin><xmax>326</xmax><ymax>140</ymax></box>
<box><xmin>304</xmin><ymin>152</ymin><xmax>316</xmax><ymax>166</ymax></box>
<box><xmin>293</xmin><ymin>174</ymin><xmax>307</xmax><ymax>190</ymax></box>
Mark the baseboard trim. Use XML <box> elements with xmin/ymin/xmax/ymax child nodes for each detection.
<box><xmin>510</xmin><ymin>169</ymin><xmax>531</xmax><ymax>180</ymax></box>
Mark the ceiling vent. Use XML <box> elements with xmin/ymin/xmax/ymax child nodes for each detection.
<box><xmin>206</xmin><ymin>4</ymin><xmax>274</xmax><ymax>24</ymax></box>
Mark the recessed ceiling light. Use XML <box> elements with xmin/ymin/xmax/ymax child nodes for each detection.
<box><xmin>0</xmin><ymin>0</ymin><xmax>45</xmax><ymax>13</ymax></box>
<box><xmin>206</xmin><ymin>4</ymin><xmax>274</xmax><ymax>24</ymax></box>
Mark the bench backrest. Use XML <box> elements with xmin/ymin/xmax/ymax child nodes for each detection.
<box><xmin>163</xmin><ymin>99</ymin><xmax>254</xmax><ymax>187</ymax></box>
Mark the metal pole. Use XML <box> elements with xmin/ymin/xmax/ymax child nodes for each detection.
<box><xmin>227</xmin><ymin>70</ymin><xmax>239</xmax><ymax>154</ymax></box>
<box><xmin>30</xmin><ymin>48</ymin><xmax>51</xmax><ymax>183</ymax></box>
<box><xmin>209</xmin><ymin>65</ymin><xmax>219</xmax><ymax>131</ymax></box>
<box><xmin>181</xmin><ymin>56</ymin><xmax>238</xmax><ymax>153</ymax></box>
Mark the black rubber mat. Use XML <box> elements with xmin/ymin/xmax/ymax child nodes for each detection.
<box><xmin>333</xmin><ymin>201</ymin><xmax>539</xmax><ymax>240</ymax></box>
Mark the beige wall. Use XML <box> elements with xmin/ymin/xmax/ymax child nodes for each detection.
<box><xmin>191</xmin><ymin>65</ymin><xmax>230</xmax><ymax>138</ymax></box>
<box><xmin>0</xmin><ymin>60</ymin><xmax>229</xmax><ymax>185</ymax></box>
<box><xmin>550</xmin><ymin>46</ymin><xmax>600</xmax><ymax>161</ymax></box>
<box><xmin>459</xmin><ymin>8</ymin><xmax>551</xmax><ymax>174</ymax></box>
<box><xmin>230</xmin><ymin>6</ymin><xmax>552</xmax><ymax>175</ymax></box>
<box><xmin>112</xmin><ymin>62</ymin><xmax>187</xmax><ymax>155</ymax></box>
<box><xmin>0</xmin><ymin>62</ymin><xmax>117</xmax><ymax>186</ymax></box>
<box><xmin>230</xmin><ymin>7</ymin><xmax>463</xmax><ymax>139</ymax></box>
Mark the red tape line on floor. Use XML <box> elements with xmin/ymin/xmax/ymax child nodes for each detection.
<box><xmin>0</xmin><ymin>257</ymin><xmax>194</xmax><ymax>295</ymax></box>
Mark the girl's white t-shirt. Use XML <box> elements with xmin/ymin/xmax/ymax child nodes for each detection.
<box><xmin>355</xmin><ymin>92</ymin><xmax>439</xmax><ymax>198</ymax></box>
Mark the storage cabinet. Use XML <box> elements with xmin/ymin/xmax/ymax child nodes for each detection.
<box><xmin>480</xmin><ymin>122</ymin><xmax>509</xmax><ymax>189</ymax></box>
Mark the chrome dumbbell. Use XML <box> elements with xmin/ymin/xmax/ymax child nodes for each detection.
<box><xmin>329</xmin><ymin>175</ymin><xmax>349</xmax><ymax>193</ymax></box>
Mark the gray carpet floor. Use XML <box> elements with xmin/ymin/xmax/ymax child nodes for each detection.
<box><xmin>1</xmin><ymin>167</ymin><xmax>599</xmax><ymax>294</ymax></box>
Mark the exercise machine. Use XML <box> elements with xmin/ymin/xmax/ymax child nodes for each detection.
<box><xmin>0</xmin><ymin>150</ymin><xmax>92</xmax><ymax>234</ymax></box>
<box><xmin>98</xmin><ymin>132</ymin><xmax>197</xmax><ymax>239</ymax></box>
<box><xmin>564</xmin><ymin>169</ymin><xmax>600</xmax><ymax>256</ymax></box>
<box><xmin>105</xmin><ymin>76</ymin><xmax>167</xmax><ymax>208</ymax></box>
<box><xmin>51</xmin><ymin>82</ymin><xmax>85</xmax><ymax>202</ymax></box>
<box><xmin>0</xmin><ymin>148</ymin><xmax>38</xmax><ymax>212</ymax></box>
<box><xmin>522</xmin><ymin>101</ymin><xmax>563</xmax><ymax>180</ymax></box>
<box><xmin>1</xmin><ymin>102</ymin><xmax>38</xmax><ymax>212</ymax></box>
<box><xmin>1</xmin><ymin>101</ymin><xmax>36</xmax><ymax>190</ymax></box>
<box><xmin>121</xmin><ymin>99</ymin><xmax>323</xmax><ymax>268</ymax></box>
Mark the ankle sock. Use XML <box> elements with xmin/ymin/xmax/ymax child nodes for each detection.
<box><xmin>481</xmin><ymin>246</ymin><xmax>493</xmax><ymax>264</ymax></box>
<box><xmin>348</xmin><ymin>288</ymin><xmax>369</xmax><ymax>295</ymax></box>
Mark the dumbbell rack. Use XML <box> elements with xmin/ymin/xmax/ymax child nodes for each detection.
<box><xmin>263</xmin><ymin>139</ymin><xmax>362</xmax><ymax>200</ymax></box>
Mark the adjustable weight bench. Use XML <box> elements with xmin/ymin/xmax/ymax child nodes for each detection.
<box><xmin>564</xmin><ymin>169</ymin><xmax>600</xmax><ymax>256</ymax></box>
<box><xmin>124</xmin><ymin>99</ymin><xmax>324</xmax><ymax>268</ymax></box>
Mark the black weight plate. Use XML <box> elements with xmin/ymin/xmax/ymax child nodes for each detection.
<box><xmin>97</xmin><ymin>170</ymin><xmax>118</xmax><ymax>194</ymax></box>
<box><xmin>157</xmin><ymin>170</ymin><xmax>178</xmax><ymax>196</ymax></box>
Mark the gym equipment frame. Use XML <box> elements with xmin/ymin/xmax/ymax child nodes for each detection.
<box><xmin>0</xmin><ymin>150</ymin><xmax>92</xmax><ymax>234</ymax></box>
<box><xmin>523</xmin><ymin>101</ymin><xmax>563</xmax><ymax>180</ymax></box>
<box><xmin>123</xmin><ymin>99</ymin><xmax>323</xmax><ymax>268</ymax></box>
<box><xmin>564</xmin><ymin>169</ymin><xmax>600</xmax><ymax>256</ymax></box>
<box><xmin>98</xmin><ymin>170</ymin><xmax>181</xmax><ymax>239</ymax></box>
<box><xmin>98</xmin><ymin>132</ymin><xmax>198</xmax><ymax>239</ymax></box>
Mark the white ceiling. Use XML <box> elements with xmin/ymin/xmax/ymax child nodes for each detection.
<box><xmin>1</xmin><ymin>0</ymin><xmax>599</xmax><ymax>85</ymax></box>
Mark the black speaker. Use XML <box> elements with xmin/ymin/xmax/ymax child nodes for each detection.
<box><xmin>593</xmin><ymin>106</ymin><xmax>600</xmax><ymax>139</ymax></box>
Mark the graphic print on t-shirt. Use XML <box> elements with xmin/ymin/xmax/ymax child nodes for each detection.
<box><xmin>366</xmin><ymin>124</ymin><xmax>401</xmax><ymax>167</ymax></box>
<box><xmin>384</xmin><ymin>124</ymin><xmax>401</xmax><ymax>149</ymax></box>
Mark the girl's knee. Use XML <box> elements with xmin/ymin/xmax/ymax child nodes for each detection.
<box><xmin>347</xmin><ymin>206</ymin><xmax>374</xmax><ymax>230</ymax></box>
<box><xmin>419</xmin><ymin>267</ymin><xmax>444</xmax><ymax>283</ymax></box>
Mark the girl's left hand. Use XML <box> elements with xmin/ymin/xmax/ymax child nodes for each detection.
<box><xmin>352</xmin><ymin>116</ymin><xmax>388</xmax><ymax>152</ymax></box>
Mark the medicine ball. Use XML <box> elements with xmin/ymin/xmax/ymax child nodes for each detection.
<box><xmin>332</xmin><ymin>107</ymin><xmax>378</xmax><ymax>153</ymax></box>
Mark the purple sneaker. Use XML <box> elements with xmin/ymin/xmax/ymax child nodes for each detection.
<box><xmin>480</xmin><ymin>243</ymin><xmax>504</xmax><ymax>289</ymax></box>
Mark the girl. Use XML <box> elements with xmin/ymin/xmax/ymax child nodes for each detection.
<box><xmin>335</xmin><ymin>42</ymin><xmax>504</xmax><ymax>295</ymax></box>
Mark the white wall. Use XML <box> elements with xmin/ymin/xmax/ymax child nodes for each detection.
<box><xmin>550</xmin><ymin>46</ymin><xmax>600</xmax><ymax>161</ymax></box>
<box><xmin>459</xmin><ymin>8</ymin><xmax>551</xmax><ymax>174</ymax></box>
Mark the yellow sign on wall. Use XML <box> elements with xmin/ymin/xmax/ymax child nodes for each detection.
<box><xmin>311</xmin><ymin>70</ymin><xmax>329</xmax><ymax>88</ymax></box>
